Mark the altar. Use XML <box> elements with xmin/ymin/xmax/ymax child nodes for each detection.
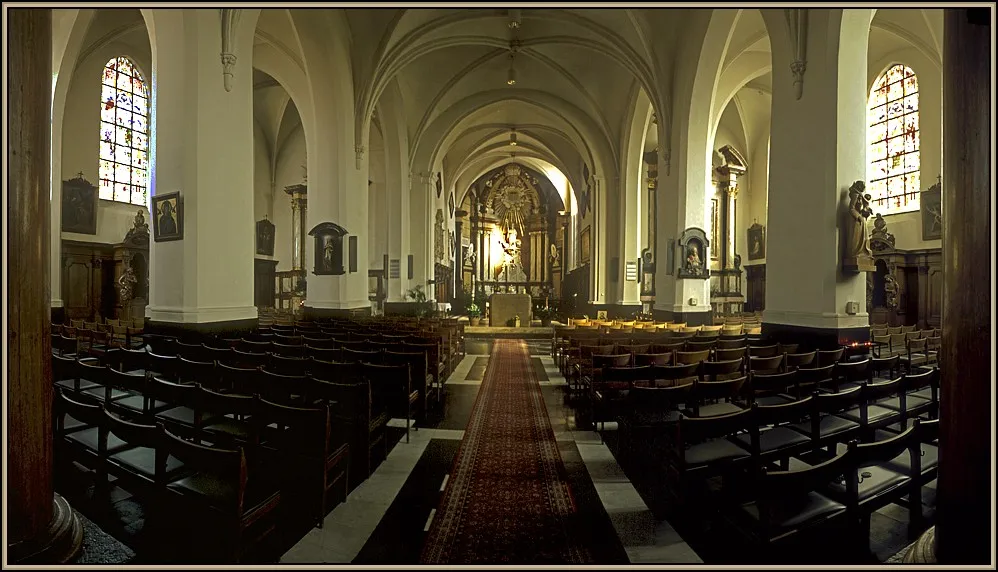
<box><xmin>489</xmin><ymin>293</ymin><xmax>532</xmax><ymax>327</ymax></box>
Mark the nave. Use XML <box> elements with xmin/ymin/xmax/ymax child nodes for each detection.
<box><xmin>52</xmin><ymin>329</ymin><xmax>931</xmax><ymax>565</ymax></box>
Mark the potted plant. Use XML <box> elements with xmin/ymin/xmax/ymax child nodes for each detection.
<box><xmin>535</xmin><ymin>306</ymin><xmax>555</xmax><ymax>327</ymax></box>
<box><xmin>467</xmin><ymin>302</ymin><xmax>481</xmax><ymax>326</ymax></box>
<box><xmin>404</xmin><ymin>284</ymin><xmax>434</xmax><ymax>318</ymax></box>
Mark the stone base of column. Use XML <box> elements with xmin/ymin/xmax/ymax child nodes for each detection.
<box><xmin>652</xmin><ymin>308</ymin><xmax>713</xmax><ymax>326</ymax></box>
<box><xmin>304</xmin><ymin>305</ymin><xmax>373</xmax><ymax>319</ymax></box>
<box><xmin>903</xmin><ymin>526</ymin><xmax>936</xmax><ymax>563</ymax></box>
<box><xmin>8</xmin><ymin>493</ymin><xmax>83</xmax><ymax>564</ymax></box>
<box><xmin>145</xmin><ymin>317</ymin><xmax>259</xmax><ymax>338</ymax></box>
<box><xmin>761</xmin><ymin>322</ymin><xmax>870</xmax><ymax>349</ymax></box>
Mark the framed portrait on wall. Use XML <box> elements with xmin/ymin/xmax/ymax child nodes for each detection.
<box><xmin>151</xmin><ymin>191</ymin><xmax>184</xmax><ymax>242</ymax></box>
<box><xmin>580</xmin><ymin>226</ymin><xmax>591</xmax><ymax>264</ymax></box>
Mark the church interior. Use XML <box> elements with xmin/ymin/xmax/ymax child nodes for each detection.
<box><xmin>5</xmin><ymin>6</ymin><xmax>994</xmax><ymax>566</ymax></box>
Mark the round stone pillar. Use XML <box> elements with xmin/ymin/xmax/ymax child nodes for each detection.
<box><xmin>8</xmin><ymin>7</ymin><xmax>84</xmax><ymax>563</ymax></box>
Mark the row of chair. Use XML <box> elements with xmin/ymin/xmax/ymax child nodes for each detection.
<box><xmin>56</xmin><ymin>388</ymin><xmax>347</xmax><ymax>561</ymax></box>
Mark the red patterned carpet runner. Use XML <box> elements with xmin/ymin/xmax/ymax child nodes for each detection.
<box><xmin>421</xmin><ymin>339</ymin><xmax>592</xmax><ymax>564</ymax></box>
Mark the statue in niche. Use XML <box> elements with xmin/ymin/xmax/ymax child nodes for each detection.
<box><xmin>685</xmin><ymin>243</ymin><xmax>703</xmax><ymax>276</ymax></box>
<box><xmin>323</xmin><ymin>236</ymin><xmax>335</xmax><ymax>271</ymax></box>
<box><xmin>118</xmin><ymin>263</ymin><xmax>138</xmax><ymax>303</ymax></box>
<box><xmin>550</xmin><ymin>243</ymin><xmax>560</xmax><ymax>264</ymax></box>
<box><xmin>843</xmin><ymin>180</ymin><xmax>875</xmax><ymax>272</ymax></box>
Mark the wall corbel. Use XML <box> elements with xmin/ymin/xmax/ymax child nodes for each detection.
<box><xmin>785</xmin><ymin>9</ymin><xmax>808</xmax><ymax>100</ymax></box>
<box><xmin>220</xmin><ymin>9</ymin><xmax>240</xmax><ymax>92</ymax></box>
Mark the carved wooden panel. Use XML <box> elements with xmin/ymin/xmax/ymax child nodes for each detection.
<box><xmin>927</xmin><ymin>267</ymin><xmax>943</xmax><ymax>328</ymax></box>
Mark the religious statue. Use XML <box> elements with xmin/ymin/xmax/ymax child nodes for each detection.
<box><xmin>118</xmin><ymin>264</ymin><xmax>138</xmax><ymax>303</ymax></box>
<box><xmin>884</xmin><ymin>273</ymin><xmax>900</xmax><ymax>310</ymax></box>
<box><xmin>843</xmin><ymin>180</ymin><xmax>875</xmax><ymax>272</ymax></box>
<box><xmin>465</xmin><ymin>243</ymin><xmax>476</xmax><ymax>266</ymax></box>
<box><xmin>123</xmin><ymin>208</ymin><xmax>151</xmax><ymax>245</ymax></box>
<box><xmin>323</xmin><ymin>236</ymin><xmax>335</xmax><ymax>270</ymax></box>
<box><xmin>550</xmin><ymin>243</ymin><xmax>560</xmax><ymax>264</ymax></box>
<box><xmin>685</xmin><ymin>243</ymin><xmax>703</xmax><ymax>275</ymax></box>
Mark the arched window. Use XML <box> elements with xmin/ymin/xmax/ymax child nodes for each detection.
<box><xmin>867</xmin><ymin>64</ymin><xmax>919</xmax><ymax>215</ymax></box>
<box><xmin>98</xmin><ymin>56</ymin><xmax>149</xmax><ymax>206</ymax></box>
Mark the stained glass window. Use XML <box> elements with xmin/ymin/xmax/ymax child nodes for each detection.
<box><xmin>867</xmin><ymin>64</ymin><xmax>919</xmax><ymax>215</ymax></box>
<box><xmin>98</xmin><ymin>57</ymin><xmax>149</xmax><ymax>206</ymax></box>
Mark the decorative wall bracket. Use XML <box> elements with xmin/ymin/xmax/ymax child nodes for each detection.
<box><xmin>785</xmin><ymin>9</ymin><xmax>808</xmax><ymax>100</ymax></box>
<box><xmin>219</xmin><ymin>9</ymin><xmax>240</xmax><ymax>93</ymax></box>
<box><xmin>355</xmin><ymin>145</ymin><xmax>365</xmax><ymax>170</ymax></box>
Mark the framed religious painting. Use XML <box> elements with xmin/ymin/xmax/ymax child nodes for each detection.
<box><xmin>151</xmin><ymin>191</ymin><xmax>184</xmax><ymax>242</ymax></box>
<box><xmin>580</xmin><ymin>226</ymin><xmax>591</xmax><ymax>264</ymax></box>
<box><xmin>61</xmin><ymin>175</ymin><xmax>98</xmax><ymax>235</ymax></box>
<box><xmin>747</xmin><ymin>223</ymin><xmax>765</xmax><ymax>261</ymax></box>
<box><xmin>256</xmin><ymin>218</ymin><xmax>275</xmax><ymax>256</ymax></box>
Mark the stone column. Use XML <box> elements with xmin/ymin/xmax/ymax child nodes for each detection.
<box><xmin>931</xmin><ymin>7</ymin><xmax>991</xmax><ymax>565</ymax></box>
<box><xmin>284</xmin><ymin>184</ymin><xmax>307</xmax><ymax>271</ymax></box>
<box><xmin>761</xmin><ymin>9</ymin><xmax>873</xmax><ymax>348</ymax></box>
<box><xmin>454</xmin><ymin>212</ymin><xmax>465</xmax><ymax>296</ymax></box>
<box><xmin>8</xmin><ymin>8</ymin><xmax>83</xmax><ymax>563</ymax></box>
<box><xmin>146</xmin><ymin>10</ymin><xmax>257</xmax><ymax>334</ymax></box>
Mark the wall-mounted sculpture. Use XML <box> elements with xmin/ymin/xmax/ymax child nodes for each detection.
<box><xmin>434</xmin><ymin>209</ymin><xmax>446</xmax><ymax>262</ymax></box>
<box><xmin>842</xmin><ymin>180</ymin><xmax>875</xmax><ymax>273</ymax></box>
<box><xmin>309</xmin><ymin>222</ymin><xmax>348</xmax><ymax>275</ymax></box>
<box><xmin>677</xmin><ymin>227</ymin><xmax>710</xmax><ymax>279</ymax></box>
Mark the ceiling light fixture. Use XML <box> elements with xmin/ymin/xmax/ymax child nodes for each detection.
<box><xmin>506</xmin><ymin>39</ymin><xmax>520</xmax><ymax>87</ymax></box>
<box><xmin>509</xmin><ymin>128</ymin><xmax>518</xmax><ymax>146</ymax></box>
<box><xmin>508</xmin><ymin>9</ymin><xmax>522</xmax><ymax>29</ymax></box>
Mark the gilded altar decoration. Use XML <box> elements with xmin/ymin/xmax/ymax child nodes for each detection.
<box><xmin>435</xmin><ymin>209</ymin><xmax>446</xmax><ymax>262</ymax></box>
<box><xmin>843</xmin><ymin>180</ymin><xmax>875</xmax><ymax>273</ymax></box>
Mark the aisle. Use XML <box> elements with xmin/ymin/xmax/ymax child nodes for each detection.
<box><xmin>420</xmin><ymin>339</ymin><xmax>592</xmax><ymax>564</ymax></box>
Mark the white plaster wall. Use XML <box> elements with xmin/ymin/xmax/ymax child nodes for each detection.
<box><xmin>60</xmin><ymin>32</ymin><xmax>152</xmax><ymax>245</ymax></box>
<box><xmin>368</xmin><ymin>130</ymin><xmax>387</xmax><ymax>270</ymax></box>
<box><xmin>867</xmin><ymin>45</ymin><xmax>942</xmax><ymax>251</ymax></box>
<box><xmin>253</xmin><ymin>121</ymin><xmax>272</xmax><ymax>224</ymax></box>
<box><xmin>272</xmin><ymin>127</ymin><xmax>306</xmax><ymax>272</ymax></box>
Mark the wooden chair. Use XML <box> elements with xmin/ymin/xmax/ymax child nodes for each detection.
<box><xmin>648</xmin><ymin>362</ymin><xmax>701</xmax><ymax>388</ymax></box>
<box><xmin>669</xmin><ymin>409</ymin><xmax>755</xmax><ymax>508</ymax></box>
<box><xmin>748</xmin><ymin>344</ymin><xmax>780</xmax><ymax>358</ymax></box>
<box><xmin>731</xmin><ymin>397</ymin><xmax>815</xmax><ymax>471</ymax></box>
<box><xmin>308</xmin><ymin>377</ymin><xmax>385</xmax><ymax>482</ymax></box>
<box><xmin>617</xmin><ymin>383</ymin><xmax>694</xmax><ymax>466</ymax></box>
<box><xmin>687</xmin><ymin>375</ymin><xmax>749</xmax><ymax>418</ymax></box>
<box><xmin>816</xmin><ymin>348</ymin><xmax>845</xmax><ymax>368</ymax></box>
<box><xmin>747</xmin><ymin>370</ymin><xmax>799</xmax><ymax>406</ymax></box>
<box><xmin>362</xmin><ymin>362</ymin><xmax>418</xmax><ymax>443</ymax></box>
<box><xmin>731</xmin><ymin>450</ymin><xmax>853</xmax><ymax>559</ymax></box>
<box><xmin>785</xmin><ymin>351</ymin><xmax>817</xmax><ymax>371</ymax></box>
<box><xmin>749</xmin><ymin>354</ymin><xmax>785</xmax><ymax>375</ymax></box>
<box><xmin>157</xmin><ymin>426</ymin><xmax>281</xmax><ymax>563</ymax></box>
<box><xmin>592</xmin><ymin>365</ymin><xmax>647</xmax><ymax>440</ymax></box>
<box><xmin>635</xmin><ymin>352</ymin><xmax>673</xmax><ymax>366</ymax></box>
<box><xmin>788</xmin><ymin>387</ymin><xmax>864</xmax><ymax>454</ymax></box>
<box><xmin>254</xmin><ymin>397</ymin><xmax>348</xmax><ymax>528</ymax></box>
<box><xmin>836</xmin><ymin>376</ymin><xmax>905</xmax><ymax>439</ymax></box>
